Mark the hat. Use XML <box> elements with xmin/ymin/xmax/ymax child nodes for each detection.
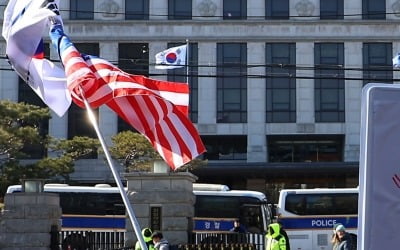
<box><xmin>335</xmin><ymin>224</ymin><xmax>346</xmax><ymax>232</ymax></box>
<box><xmin>151</xmin><ymin>231</ymin><xmax>163</xmax><ymax>239</ymax></box>
<box><xmin>142</xmin><ymin>228</ymin><xmax>153</xmax><ymax>240</ymax></box>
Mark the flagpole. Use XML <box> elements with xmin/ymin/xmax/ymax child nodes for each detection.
<box><xmin>79</xmin><ymin>87</ymin><xmax>148</xmax><ymax>250</ymax></box>
<box><xmin>185</xmin><ymin>39</ymin><xmax>189</xmax><ymax>84</ymax></box>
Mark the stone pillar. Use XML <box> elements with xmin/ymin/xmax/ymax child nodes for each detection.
<box><xmin>124</xmin><ymin>172</ymin><xmax>197</xmax><ymax>246</ymax></box>
<box><xmin>0</xmin><ymin>193</ymin><xmax>62</xmax><ymax>250</ymax></box>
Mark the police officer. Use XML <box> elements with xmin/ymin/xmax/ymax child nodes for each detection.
<box><xmin>265</xmin><ymin>223</ymin><xmax>288</xmax><ymax>250</ymax></box>
<box><xmin>135</xmin><ymin>228</ymin><xmax>155</xmax><ymax>250</ymax></box>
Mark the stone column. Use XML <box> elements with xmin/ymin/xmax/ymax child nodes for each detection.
<box><xmin>296</xmin><ymin>42</ymin><xmax>315</xmax><ymax>126</ymax></box>
<box><xmin>344</xmin><ymin>42</ymin><xmax>363</xmax><ymax>162</ymax></box>
<box><xmin>247</xmin><ymin>42</ymin><xmax>267</xmax><ymax>162</ymax></box>
<box><xmin>0</xmin><ymin>193</ymin><xmax>62</xmax><ymax>250</ymax></box>
<box><xmin>124</xmin><ymin>172</ymin><xmax>197</xmax><ymax>246</ymax></box>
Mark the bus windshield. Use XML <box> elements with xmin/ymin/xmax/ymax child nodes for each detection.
<box><xmin>194</xmin><ymin>195</ymin><xmax>267</xmax><ymax>233</ymax></box>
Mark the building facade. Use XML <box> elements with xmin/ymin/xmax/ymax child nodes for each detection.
<box><xmin>1</xmin><ymin>0</ymin><xmax>399</xmax><ymax>202</ymax></box>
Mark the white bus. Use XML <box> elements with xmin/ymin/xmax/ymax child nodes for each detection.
<box><xmin>277</xmin><ymin>188</ymin><xmax>358</xmax><ymax>250</ymax></box>
<box><xmin>7</xmin><ymin>183</ymin><xmax>272</xmax><ymax>234</ymax></box>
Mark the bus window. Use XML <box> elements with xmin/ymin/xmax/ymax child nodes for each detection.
<box><xmin>285</xmin><ymin>193</ymin><xmax>358</xmax><ymax>216</ymax></box>
<box><xmin>195</xmin><ymin>196</ymin><xmax>240</xmax><ymax>218</ymax></box>
<box><xmin>58</xmin><ymin>193</ymin><xmax>125</xmax><ymax>215</ymax></box>
<box><xmin>240</xmin><ymin>205</ymin><xmax>263</xmax><ymax>233</ymax></box>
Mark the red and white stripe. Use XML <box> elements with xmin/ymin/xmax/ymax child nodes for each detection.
<box><xmin>393</xmin><ymin>174</ymin><xmax>400</xmax><ymax>188</ymax></box>
<box><xmin>60</xmin><ymin>45</ymin><xmax>205</xmax><ymax>170</ymax></box>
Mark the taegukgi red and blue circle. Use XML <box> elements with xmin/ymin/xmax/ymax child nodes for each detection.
<box><xmin>165</xmin><ymin>52</ymin><xmax>177</xmax><ymax>63</ymax></box>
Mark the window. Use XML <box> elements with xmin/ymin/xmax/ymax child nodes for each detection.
<box><xmin>167</xmin><ymin>43</ymin><xmax>198</xmax><ymax>123</ymax></box>
<box><xmin>314</xmin><ymin>43</ymin><xmax>345</xmax><ymax>122</ymax></box>
<box><xmin>18</xmin><ymin>79</ymin><xmax>49</xmax><ymax>159</ymax></box>
<box><xmin>58</xmin><ymin>192</ymin><xmax>125</xmax><ymax>215</ymax></box>
<box><xmin>201</xmin><ymin>135</ymin><xmax>247</xmax><ymax>160</ymax></box>
<box><xmin>195</xmin><ymin>196</ymin><xmax>240</xmax><ymax>218</ymax></box>
<box><xmin>118</xmin><ymin>43</ymin><xmax>149</xmax><ymax>75</ymax></box>
<box><xmin>68</xmin><ymin>102</ymin><xmax>98</xmax><ymax>140</ymax></box>
<box><xmin>285</xmin><ymin>193</ymin><xmax>358</xmax><ymax>215</ymax></box>
<box><xmin>266</xmin><ymin>0</ymin><xmax>289</xmax><ymax>20</ymax></box>
<box><xmin>168</xmin><ymin>0</ymin><xmax>192</xmax><ymax>20</ymax></box>
<box><xmin>362</xmin><ymin>0</ymin><xmax>385</xmax><ymax>19</ymax></box>
<box><xmin>266</xmin><ymin>43</ymin><xmax>296</xmax><ymax>123</ymax></box>
<box><xmin>363</xmin><ymin>43</ymin><xmax>393</xmax><ymax>85</ymax></box>
<box><xmin>217</xmin><ymin>43</ymin><xmax>247</xmax><ymax>123</ymax></box>
<box><xmin>17</xmin><ymin>43</ymin><xmax>51</xmax><ymax>159</ymax></box>
<box><xmin>70</xmin><ymin>0</ymin><xmax>94</xmax><ymax>20</ymax></box>
<box><xmin>223</xmin><ymin>0</ymin><xmax>247</xmax><ymax>20</ymax></box>
<box><xmin>268</xmin><ymin>135</ymin><xmax>344</xmax><ymax>162</ymax></box>
<box><xmin>125</xmin><ymin>0</ymin><xmax>149</xmax><ymax>20</ymax></box>
<box><xmin>320</xmin><ymin>0</ymin><xmax>343</xmax><ymax>19</ymax></box>
<box><xmin>117</xmin><ymin>43</ymin><xmax>149</xmax><ymax>131</ymax></box>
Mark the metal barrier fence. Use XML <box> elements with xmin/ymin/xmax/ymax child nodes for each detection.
<box><xmin>187</xmin><ymin>233</ymin><xmax>265</xmax><ymax>250</ymax></box>
<box><xmin>178</xmin><ymin>243</ymin><xmax>256</xmax><ymax>250</ymax></box>
<box><xmin>55</xmin><ymin>231</ymin><xmax>265</xmax><ymax>250</ymax></box>
<box><xmin>59</xmin><ymin>231</ymin><xmax>125</xmax><ymax>250</ymax></box>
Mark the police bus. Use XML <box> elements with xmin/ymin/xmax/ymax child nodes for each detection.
<box><xmin>277</xmin><ymin>188</ymin><xmax>358</xmax><ymax>250</ymax></box>
<box><xmin>6</xmin><ymin>183</ymin><xmax>272</xmax><ymax>234</ymax></box>
<box><xmin>192</xmin><ymin>183</ymin><xmax>272</xmax><ymax>234</ymax></box>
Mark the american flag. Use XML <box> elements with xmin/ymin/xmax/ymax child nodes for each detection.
<box><xmin>3</xmin><ymin>0</ymin><xmax>205</xmax><ymax>169</ymax></box>
<box><xmin>59</xmin><ymin>40</ymin><xmax>205</xmax><ymax>170</ymax></box>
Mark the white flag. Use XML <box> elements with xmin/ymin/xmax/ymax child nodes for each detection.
<box><xmin>393</xmin><ymin>52</ymin><xmax>400</xmax><ymax>68</ymax></box>
<box><xmin>155</xmin><ymin>44</ymin><xmax>187</xmax><ymax>69</ymax></box>
<box><xmin>2</xmin><ymin>0</ymin><xmax>71</xmax><ymax>117</ymax></box>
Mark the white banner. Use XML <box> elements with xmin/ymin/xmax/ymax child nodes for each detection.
<box><xmin>359</xmin><ymin>83</ymin><xmax>400</xmax><ymax>249</ymax></box>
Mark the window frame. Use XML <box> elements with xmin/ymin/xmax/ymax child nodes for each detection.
<box><xmin>362</xmin><ymin>0</ymin><xmax>386</xmax><ymax>19</ymax></box>
<box><xmin>70</xmin><ymin>0</ymin><xmax>94</xmax><ymax>20</ymax></box>
<box><xmin>266</xmin><ymin>43</ymin><xmax>296</xmax><ymax>123</ymax></box>
<box><xmin>363</xmin><ymin>43</ymin><xmax>393</xmax><ymax>85</ymax></box>
<box><xmin>320</xmin><ymin>0</ymin><xmax>344</xmax><ymax>20</ymax></box>
<box><xmin>168</xmin><ymin>0</ymin><xmax>192</xmax><ymax>20</ymax></box>
<box><xmin>217</xmin><ymin>43</ymin><xmax>247</xmax><ymax>123</ymax></box>
<box><xmin>223</xmin><ymin>0</ymin><xmax>247</xmax><ymax>20</ymax></box>
<box><xmin>314</xmin><ymin>43</ymin><xmax>345</xmax><ymax>123</ymax></box>
<box><xmin>167</xmin><ymin>43</ymin><xmax>199</xmax><ymax>123</ymax></box>
<box><xmin>266</xmin><ymin>0</ymin><xmax>289</xmax><ymax>20</ymax></box>
<box><xmin>125</xmin><ymin>0</ymin><xmax>149</xmax><ymax>20</ymax></box>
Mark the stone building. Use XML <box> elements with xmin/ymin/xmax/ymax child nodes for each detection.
<box><xmin>1</xmin><ymin>0</ymin><xmax>399</xmax><ymax>202</ymax></box>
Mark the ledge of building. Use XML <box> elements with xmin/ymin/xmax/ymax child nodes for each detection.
<box><xmin>190</xmin><ymin>161</ymin><xmax>359</xmax><ymax>178</ymax></box>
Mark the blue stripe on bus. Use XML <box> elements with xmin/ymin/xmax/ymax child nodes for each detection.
<box><xmin>279</xmin><ymin>216</ymin><xmax>358</xmax><ymax>230</ymax></box>
<box><xmin>193</xmin><ymin>219</ymin><xmax>234</xmax><ymax>231</ymax></box>
<box><xmin>62</xmin><ymin>216</ymin><xmax>126</xmax><ymax>229</ymax></box>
